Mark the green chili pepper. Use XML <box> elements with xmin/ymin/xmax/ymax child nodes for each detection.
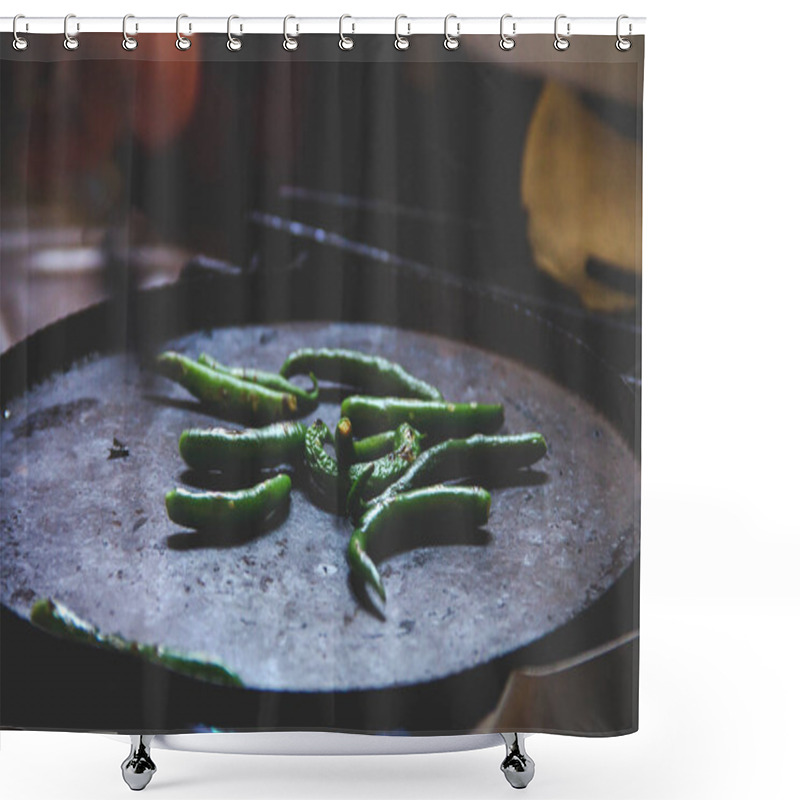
<box><xmin>303</xmin><ymin>420</ymin><xmax>423</xmax><ymax>513</ymax></box>
<box><xmin>350</xmin><ymin>429</ymin><xmax>398</xmax><ymax>462</ymax></box>
<box><xmin>339</xmin><ymin>426</ymin><xmax>428</xmax><ymax>464</ymax></box>
<box><xmin>303</xmin><ymin>419</ymin><xmax>342</xmax><ymax>510</ymax></box>
<box><xmin>347</xmin><ymin>422</ymin><xmax>423</xmax><ymax>508</ymax></box>
<box><xmin>341</xmin><ymin>396</ymin><xmax>504</xmax><ymax>439</ymax></box>
<box><xmin>178</xmin><ymin>421</ymin><xmax>307</xmax><ymax>472</ymax></box>
<box><xmin>30</xmin><ymin>597</ymin><xmax>243</xmax><ymax>687</ymax></box>
<box><xmin>280</xmin><ymin>348</ymin><xmax>443</xmax><ymax>401</ymax></box>
<box><xmin>347</xmin><ymin>485</ymin><xmax>492</xmax><ymax>602</ymax></box>
<box><xmin>156</xmin><ymin>351</ymin><xmax>298</xmax><ymax>425</ymax></box>
<box><xmin>197</xmin><ymin>353</ymin><xmax>319</xmax><ymax>414</ymax></box>
<box><xmin>165</xmin><ymin>473</ymin><xmax>291</xmax><ymax>530</ymax></box>
<box><xmin>345</xmin><ymin>462</ymin><xmax>375</xmax><ymax>519</ymax></box>
<box><xmin>366</xmin><ymin>432</ymin><xmax>547</xmax><ymax>510</ymax></box>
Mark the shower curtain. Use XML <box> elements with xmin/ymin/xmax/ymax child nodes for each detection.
<box><xmin>0</xmin><ymin>28</ymin><xmax>643</xmax><ymax>737</ymax></box>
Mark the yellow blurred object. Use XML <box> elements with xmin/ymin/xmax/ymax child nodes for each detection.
<box><xmin>521</xmin><ymin>82</ymin><xmax>641</xmax><ymax>312</ymax></box>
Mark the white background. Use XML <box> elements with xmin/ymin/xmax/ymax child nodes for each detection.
<box><xmin>2</xmin><ymin>1</ymin><xmax>799</xmax><ymax>798</ymax></box>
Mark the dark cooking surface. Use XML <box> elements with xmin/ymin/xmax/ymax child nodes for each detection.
<box><xmin>0</xmin><ymin>322</ymin><xmax>639</xmax><ymax>692</ymax></box>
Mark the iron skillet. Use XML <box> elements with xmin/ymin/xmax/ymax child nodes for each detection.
<box><xmin>0</xmin><ymin>252</ymin><xmax>639</xmax><ymax>734</ymax></box>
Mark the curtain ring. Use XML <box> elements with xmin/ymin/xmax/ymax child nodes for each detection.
<box><xmin>616</xmin><ymin>14</ymin><xmax>632</xmax><ymax>51</ymax></box>
<box><xmin>227</xmin><ymin>15</ymin><xmax>242</xmax><ymax>51</ymax></box>
<box><xmin>339</xmin><ymin>14</ymin><xmax>354</xmax><ymax>51</ymax></box>
<box><xmin>499</xmin><ymin>14</ymin><xmax>515</xmax><ymax>51</ymax></box>
<box><xmin>553</xmin><ymin>14</ymin><xmax>570</xmax><ymax>51</ymax></box>
<box><xmin>63</xmin><ymin>13</ymin><xmax>79</xmax><ymax>51</ymax></box>
<box><xmin>12</xmin><ymin>15</ymin><xmax>28</xmax><ymax>51</ymax></box>
<box><xmin>394</xmin><ymin>15</ymin><xmax>410</xmax><ymax>50</ymax></box>
<box><xmin>283</xmin><ymin>15</ymin><xmax>298</xmax><ymax>51</ymax></box>
<box><xmin>176</xmin><ymin>14</ymin><xmax>191</xmax><ymax>50</ymax></box>
<box><xmin>443</xmin><ymin>14</ymin><xmax>460</xmax><ymax>51</ymax></box>
<box><xmin>122</xmin><ymin>14</ymin><xmax>138</xmax><ymax>51</ymax></box>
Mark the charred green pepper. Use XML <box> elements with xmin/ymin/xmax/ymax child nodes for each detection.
<box><xmin>280</xmin><ymin>348</ymin><xmax>443</xmax><ymax>400</ymax></box>
<box><xmin>165</xmin><ymin>473</ymin><xmax>291</xmax><ymax>530</ymax></box>
<box><xmin>341</xmin><ymin>396</ymin><xmax>504</xmax><ymax>439</ymax></box>
<box><xmin>178</xmin><ymin>421</ymin><xmax>307</xmax><ymax>472</ymax></box>
<box><xmin>303</xmin><ymin>419</ymin><xmax>423</xmax><ymax>512</ymax></box>
<box><xmin>156</xmin><ymin>351</ymin><xmax>298</xmax><ymax>425</ymax></box>
<box><xmin>197</xmin><ymin>353</ymin><xmax>319</xmax><ymax>414</ymax></box>
<box><xmin>366</xmin><ymin>432</ymin><xmax>547</xmax><ymax>510</ymax></box>
<box><xmin>30</xmin><ymin>597</ymin><xmax>243</xmax><ymax>687</ymax></box>
<box><xmin>347</xmin><ymin>485</ymin><xmax>492</xmax><ymax>602</ymax></box>
<box><xmin>350</xmin><ymin>429</ymin><xmax>398</xmax><ymax>462</ymax></box>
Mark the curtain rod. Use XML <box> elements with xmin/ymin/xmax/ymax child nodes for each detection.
<box><xmin>0</xmin><ymin>16</ymin><xmax>646</xmax><ymax>37</ymax></box>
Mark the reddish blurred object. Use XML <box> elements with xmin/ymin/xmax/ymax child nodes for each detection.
<box><xmin>132</xmin><ymin>35</ymin><xmax>202</xmax><ymax>150</ymax></box>
<box><xmin>22</xmin><ymin>36</ymin><xmax>201</xmax><ymax>193</ymax></box>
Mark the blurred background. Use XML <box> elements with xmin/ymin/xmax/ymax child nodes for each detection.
<box><xmin>1</xmin><ymin>34</ymin><xmax>641</xmax><ymax>388</ymax></box>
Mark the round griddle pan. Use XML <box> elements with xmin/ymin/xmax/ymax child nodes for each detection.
<box><xmin>0</xmin><ymin>255</ymin><xmax>639</xmax><ymax>734</ymax></box>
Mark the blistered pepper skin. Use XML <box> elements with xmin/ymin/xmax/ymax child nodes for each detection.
<box><xmin>368</xmin><ymin>432</ymin><xmax>547</xmax><ymax>508</ymax></box>
<box><xmin>303</xmin><ymin>420</ymin><xmax>422</xmax><ymax>513</ymax></box>
<box><xmin>280</xmin><ymin>348</ymin><xmax>444</xmax><ymax>401</ymax></box>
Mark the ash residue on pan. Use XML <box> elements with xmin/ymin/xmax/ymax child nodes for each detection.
<box><xmin>0</xmin><ymin>322</ymin><xmax>639</xmax><ymax>692</ymax></box>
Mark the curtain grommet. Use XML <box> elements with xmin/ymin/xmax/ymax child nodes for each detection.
<box><xmin>443</xmin><ymin>14</ymin><xmax>460</xmax><ymax>51</ymax></box>
<box><xmin>227</xmin><ymin>15</ymin><xmax>242</xmax><ymax>51</ymax></box>
<box><xmin>283</xmin><ymin>15</ymin><xmax>298</xmax><ymax>51</ymax></box>
<box><xmin>176</xmin><ymin>14</ymin><xmax>191</xmax><ymax>51</ymax></box>
<box><xmin>553</xmin><ymin>14</ymin><xmax>570</xmax><ymax>51</ymax></box>
<box><xmin>122</xmin><ymin>14</ymin><xmax>138</xmax><ymax>51</ymax></box>
<box><xmin>616</xmin><ymin>15</ymin><xmax>632</xmax><ymax>51</ymax></box>
<box><xmin>12</xmin><ymin>15</ymin><xmax>29</xmax><ymax>51</ymax></box>
<box><xmin>339</xmin><ymin>14</ymin><xmax>354</xmax><ymax>51</ymax></box>
<box><xmin>394</xmin><ymin>15</ymin><xmax>410</xmax><ymax>50</ymax></box>
<box><xmin>63</xmin><ymin>13</ymin><xmax>79</xmax><ymax>51</ymax></box>
<box><xmin>499</xmin><ymin>14</ymin><xmax>515</xmax><ymax>51</ymax></box>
